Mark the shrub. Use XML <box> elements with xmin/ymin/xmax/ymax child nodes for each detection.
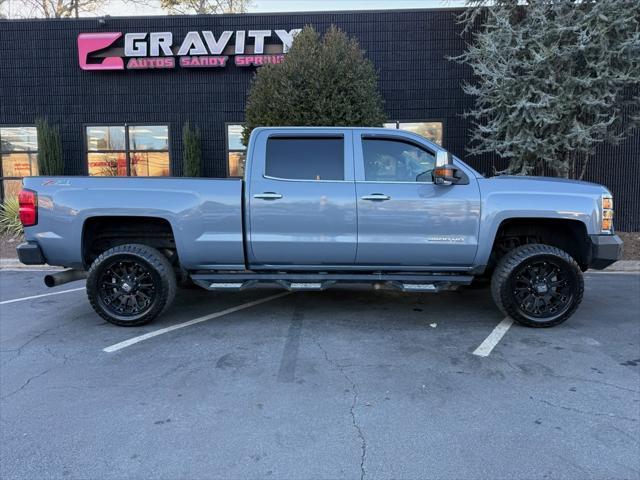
<box><xmin>36</xmin><ymin>117</ymin><xmax>64</xmax><ymax>176</ymax></box>
<box><xmin>0</xmin><ymin>197</ymin><xmax>22</xmax><ymax>237</ymax></box>
<box><xmin>182</xmin><ymin>121</ymin><xmax>202</xmax><ymax>177</ymax></box>
<box><xmin>242</xmin><ymin>25</ymin><xmax>386</xmax><ymax>145</ymax></box>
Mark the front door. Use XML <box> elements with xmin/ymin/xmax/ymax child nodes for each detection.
<box><xmin>247</xmin><ymin>130</ymin><xmax>357</xmax><ymax>267</ymax></box>
<box><xmin>354</xmin><ymin>132</ymin><xmax>480</xmax><ymax>267</ymax></box>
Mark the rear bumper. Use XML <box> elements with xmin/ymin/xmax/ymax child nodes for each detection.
<box><xmin>16</xmin><ymin>242</ymin><xmax>46</xmax><ymax>265</ymax></box>
<box><xmin>589</xmin><ymin>234</ymin><xmax>623</xmax><ymax>270</ymax></box>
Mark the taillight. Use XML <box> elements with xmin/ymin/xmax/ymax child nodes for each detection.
<box><xmin>18</xmin><ymin>188</ymin><xmax>37</xmax><ymax>227</ymax></box>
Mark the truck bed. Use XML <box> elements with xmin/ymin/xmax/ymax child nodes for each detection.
<box><xmin>22</xmin><ymin>176</ymin><xmax>245</xmax><ymax>270</ymax></box>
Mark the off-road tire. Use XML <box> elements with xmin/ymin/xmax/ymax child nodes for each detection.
<box><xmin>86</xmin><ymin>244</ymin><xmax>176</xmax><ymax>327</ymax></box>
<box><xmin>491</xmin><ymin>244</ymin><xmax>584</xmax><ymax>328</ymax></box>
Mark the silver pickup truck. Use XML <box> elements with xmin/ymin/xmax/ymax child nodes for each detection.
<box><xmin>17</xmin><ymin>127</ymin><xmax>622</xmax><ymax>328</ymax></box>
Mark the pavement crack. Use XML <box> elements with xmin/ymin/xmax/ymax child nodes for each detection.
<box><xmin>315</xmin><ymin>341</ymin><xmax>367</xmax><ymax>480</ymax></box>
<box><xmin>538</xmin><ymin>398</ymin><xmax>639</xmax><ymax>422</ymax></box>
<box><xmin>1</xmin><ymin>349</ymin><xmax>69</xmax><ymax>401</ymax></box>
<box><xmin>1</xmin><ymin>366</ymin><xmax>55</xmax><ymax>401</ymax></box>
<box><xmin>1</xmin><ymin>315</ymin><xmax>83</xmax><ymax>365</ymax></box>
<box><xmin>3</xmin><ymin>325</ymin><xmax>58</xmax><ymax>356</ymax></box>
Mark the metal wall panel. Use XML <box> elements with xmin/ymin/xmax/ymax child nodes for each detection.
<box><xmin>0</xmin><ymin>9</ymin><xmax>637</xmax><ymax>230</ymax></box>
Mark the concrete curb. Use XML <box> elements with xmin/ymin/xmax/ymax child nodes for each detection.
<box><xmin>602</xmin><ymin>260</ymin><xmax>640</xmax><ymax>272</ymax></box>
<box><xmin>0</xmin><ymin>259</ymin><xmax>61</xmax><ymax>271</ymax></box>
<box><xmin>1</xmin><ymin>258</ymin><xmax>639</xmax><ymax>272</ymax></box>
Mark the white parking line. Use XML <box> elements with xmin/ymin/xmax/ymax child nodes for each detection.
<box><xmin>585</xmin><ymin>271</ymin><xmax>640</xmax><ymax>275</ymax></box>
<box><xmin>472</xmin><ymin>317</ymin><xmax>514</xmax><ymax>357</ymax></box>
<box><xmin>103</xmin><ymin>291</ymin><xmax>291</xmax><ymax>353</ymax></box>
<box><xmin>0</xmin><ymin>287</ymin><xmax>86</xmax><ymax>306</ymax></box>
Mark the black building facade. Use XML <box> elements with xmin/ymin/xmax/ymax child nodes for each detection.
<box><xmin>1</xmin><ymin>9</ymin><xmax>638</xmax><ymax>230</ymax></box>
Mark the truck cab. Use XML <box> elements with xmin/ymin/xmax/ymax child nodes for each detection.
<box><xmin>245</xmin><ymin>127</ymin><xmax>480</xmax><ymax>270</ymax></box>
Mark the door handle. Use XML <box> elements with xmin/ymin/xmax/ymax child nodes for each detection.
<box><xmin>361</xmin><ymin>194</ymin><xmax>391</xmax><ymax>201</ymax></box>
<box><xmin>253</xmin><ymin>192</ymin><xmax>283</xmax><ymax>200</ymax></box>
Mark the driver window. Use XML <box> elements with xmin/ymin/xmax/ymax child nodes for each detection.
<box><xmin>362</xmin><ymin>138</ymin><xmax>435</xmax><ymax>182</ymax></box>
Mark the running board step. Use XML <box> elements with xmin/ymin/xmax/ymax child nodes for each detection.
<box><xmin>395</xmin><ymin>283</ymin><xmax>438</xmax><ymax>292</ymax></box>
<box><xmin>191</xmin><ymin>272</ymin><xmax>472</xmax><ymax>292</ymax></box>
<box><xmin>207</xmin><ymin>282</ymin><xmax>253</xmax><ymax>291</ymax></box>
<box><xmin>279</xmin><ymin>281</ymin><xmax>329</xmax><ymax>291</ymax></box>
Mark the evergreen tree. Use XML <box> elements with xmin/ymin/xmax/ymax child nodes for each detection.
<box><xmin>242</xmin><ymin>25</ymin><xmax>386</xmax><ymax>145</ymax></box>
<box><xmin>36</xmin><ymin>118</ymin><xmax>63</xmax><ymax>176</ymax></box>
<box><xmin>182</xmin><ymin>122</ymin><xmax>202</xmax><ymax>177</ymax></box>
<box><xmin>456</xmin><ymin>0</ymin><xmax>640</xmax><ymax>178</ymax></box>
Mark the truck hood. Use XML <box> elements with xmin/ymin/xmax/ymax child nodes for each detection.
<box><xmin>486</xmin><ymin>175</ymin><xmax>609</xmax><ymax>195</ymax></box>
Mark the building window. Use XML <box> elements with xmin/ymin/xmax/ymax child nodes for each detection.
<box><xmin>227</xmin><ymin>124</ymin><xmax>247</xmax><ymax>177</ymax></box>
<box><xmin>0</xmin><ymin>126</ymin><xmax>39</xmax><ymax>200</ymax></box>
<box><xmin>87</xmin><ymin>125</ymin><xmax>170</xmax><ymax>177</ymax></box>
<box><xmin>384</xmin><ymin>121</ymin><xmax>443</xmax><ymax>146</ymax></box>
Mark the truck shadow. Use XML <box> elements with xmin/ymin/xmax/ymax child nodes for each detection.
<box><xmin>158</xmin><ymin>284</ymin><xmax>503</xmax><ymax>333</ymax></box>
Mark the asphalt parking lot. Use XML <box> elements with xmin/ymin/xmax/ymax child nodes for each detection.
<box><xmin>1</xmin><ymin>269</ymin><xmax>639</xmax><ymax>480</ymax></box>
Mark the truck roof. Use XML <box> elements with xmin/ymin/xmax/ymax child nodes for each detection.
<box><xmin>251</xmin><ymin>126</ymin><xmax>448</xmax><ymax>157</ymax></box>
<box><xmin>254</xmin><ymin>126</ymin><xmax>392</xmax><ymax>131</ymax></box>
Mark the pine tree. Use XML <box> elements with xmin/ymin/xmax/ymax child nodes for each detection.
<box><xmin>456</xmin><ymin>0</ymin><xmax>640</xmax><ymax>178</ymax></box>
<box><xmin>242</xmin><ymin>25</ymin><xmax>386</xmax><ymax>145</ymax></box>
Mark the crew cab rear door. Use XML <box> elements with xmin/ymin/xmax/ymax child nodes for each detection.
<box><xmin>353</xmin><ymin>130</ymin><xmax>480</xmax><ymax>267</ymax></box>
<box><xmin>246</xmin><ymin>129</ymin><xmax>357</xmax><ymax>267</ymax></box>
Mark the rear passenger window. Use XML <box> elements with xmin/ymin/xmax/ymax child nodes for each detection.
<box><xmin>265</xmin><ymin>137</ymin><xmax>344</xmax><ymax>181</ymax></box>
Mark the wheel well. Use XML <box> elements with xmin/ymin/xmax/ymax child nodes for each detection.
<box><xmin>489</xmin><ymin>218</ymin><xmax>591</xmax><ymax>272</ymax></box>
<box><xmin>82</xmin><ymin>216</ymin><xmax>177</xmax><ymax>268</ymax></box>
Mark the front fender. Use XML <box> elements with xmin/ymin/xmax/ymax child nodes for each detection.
<box><xmin>474</xmin><ymin>183</ymin><xmax>602</xmax><ymax>269</ymax></box>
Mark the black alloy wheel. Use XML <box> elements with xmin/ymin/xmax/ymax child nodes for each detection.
<box><xmin>86</xmin><ymin>244</ymin><xmax>176</xmax><ymax>326</ymax></box>
<box><xmin>491</xmin><ymin>244</ymin><xmax>584</xmax><ymax>327</ymax></box>
<box><xmin>98</xmin><ymin>259</ymin><xmax>157</xmax><ymax>318</ymax></box>
<box><xmin>510</xmin><ymin>259</ymin><xmax>574</xmax><ymax>320</ymax></box>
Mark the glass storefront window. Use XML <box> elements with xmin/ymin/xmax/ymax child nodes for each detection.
<box><xmin>87</xmin><ymin>125</ymin><xmax>170</xmax><ymax>177</ymax></box>
<box><xmin>228</xmin><ymin>151</ymin><xmax>246</xmax><ymax>178</ymax></box>
<box><xmin>384</xmin><ymin>121</ymin><xmax>444</xmax><ymax>146</ymax></box>
<box><xmin>2</xmin><ymin>179</ymin><xmax>24</xmax><ymax>199</ymax></box>
<box><xmin>87</xmin><ymin>152</ymin><xmax>126</xmax><ymax>176</ymax></box>
<box><xmin>2</xmin><ymin>152</ymin><xmax>39</xmax><ymax>178</ymax></box>
<box><xmin>1</xmin><ymin>127</ymin><xmax>38</xmax><ymax>152</ymax></box>
<box><xmin>129</xmin><ymin>126</ymin><xmax>169</xmax><ymax>151</ymax></box>
<box><xmin>87</xmin><ymin>126</ymin><xmax>125</xmax><ymax>151</ymax></box>
<box><xmin>227</xmin><ymin>124</ymin><xmax>247</xmax><ymax>177</ymax></box>
<box><xmin>1</xmin><ymin>127</ymin><xmax>38</xmax><ymax>200</ymax></box>
<box><xmin>131</xmin><ymin>152</ymin><xmax>171</xmax><ymax>177</ymax></box>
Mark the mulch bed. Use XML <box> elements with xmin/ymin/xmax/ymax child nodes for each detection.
<box><xmin>1</xmin><ymin>234</ymin><xmax>22</xmax><ymax>260</ymax></box>
<box><xmin>618</xmin><ymin>232</ymin><xmax>640</xmax><ymax>260</ymax></box>
<box><xmin>1</xmin><ymin>232</ymin><xmax>639</xmax><ymax>261</ymax></box>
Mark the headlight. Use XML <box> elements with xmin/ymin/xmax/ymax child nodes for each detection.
<box><xmin>601</xmin><ymin>194</ymin><xmax>614</xmax><ymax>233</ymax></box>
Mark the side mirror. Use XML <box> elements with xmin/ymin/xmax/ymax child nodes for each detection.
<box><xmin>433</xmin><ymin>151</ymin><xmax>455</xmax><ymax>186</ymax></box>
